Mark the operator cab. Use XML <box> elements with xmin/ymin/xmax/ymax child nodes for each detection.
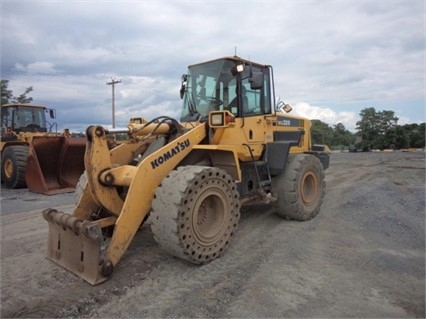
<box><xmin>180</xmin><ymin>56</ymin><xmax>273</xmax><ymax>122</ymax></box>
<box><xmin>1</xmin><ymin>104</ymin><xmax>56</xmax><ymax>139</ymax></box>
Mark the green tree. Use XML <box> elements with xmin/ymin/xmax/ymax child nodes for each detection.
<box><xmin>1</xmin><ymin>79</ymin><xmax>33</xmax><ymax>105</ymax></box>
<box><xmin>356</xmin><ymin>107</ymin><xmax>379</xmax><ymax>149</ymax></box>
<box><xmin>1</xmin><ymin>80</ymin><xmax>13</xmax><ymax>105</ymax></box>
<box><xmin>311</xmin><ymin>119</ymin><xmax>333</xmax><ymax>146</ymax></box>
<box><xmin>356</xmin><ymin>107</ymin><xmax>399</xmax><ymax>150</ymax></box>
<box><xmin>332</xmin><ymin>122</ymin><xmax>355</xmax><ymax>149</ymax></box>
<box><xmin>403</xmin><ymin>123</ymin><xmax>425</xmax><ymax>148</ymax></box>
<box><xmin>383</xmin><ymin>126</ymin><xmax>409</xmax><ymax>149</ymax></box>
<box><xmin>416</xmin><ymin>123</ymin><xmax>426</xmax><ymax>148</ymax></box>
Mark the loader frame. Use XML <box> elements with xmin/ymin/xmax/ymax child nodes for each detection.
<box><xmin>43</xmin><ymin>56</ymin><xmax>329</xmax><ymax>284</ymax></box>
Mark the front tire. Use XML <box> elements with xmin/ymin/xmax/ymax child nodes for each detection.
<box><xmin>273</xmin><ymin>154</ymin><xmax>325</xmax><ymax>221</ymax></box>
<box><xmin>151</xmin><ymin>166</ymin><xmax>241</xmax><ymax>264</ymax></box>
<box><xmin>1</xmin><ymin>146</ymin><xmax>28</xmax><ymax>189</ymax></box>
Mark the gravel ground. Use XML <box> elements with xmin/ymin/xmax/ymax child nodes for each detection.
<box><xmin>1</xmin><ymin>151</ymin><xmax>425</xmax><ymax>318</ymax></box>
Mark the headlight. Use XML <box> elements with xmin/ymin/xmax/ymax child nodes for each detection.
<box><xmin>209</xmin><ymin>111</ymin><xmax>235</xmax><ymax>128</ymax></box>
<box><xmin>210</xmin><ymin>113</ymin><xmax>224</xmax><ymax>126</ymax></box>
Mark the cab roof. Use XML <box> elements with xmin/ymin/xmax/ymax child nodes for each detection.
<box><xmin>1</xmin><ymin>103</ymin><xmax>50</xmax><ymax>109</ymax></box>
<box><xmin>188</xmin><ymin>56</ymin><xmax>269</xmax><ymax>69</ymax></box>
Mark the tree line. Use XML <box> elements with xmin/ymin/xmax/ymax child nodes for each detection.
<box><xmin>311</xmin><ymin>107</ymin><xmax>425</xmax><ymax>151</ymax></box>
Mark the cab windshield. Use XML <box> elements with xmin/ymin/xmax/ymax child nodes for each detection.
<box><xmin>180</xmin><ymin>59</ymin><xmax>272</xmax><ymax>122</ymax></box>
<box><xmin>1</xmin><ymin>105</ymin><xmax>48</xmax><ymax>132</ymax></box>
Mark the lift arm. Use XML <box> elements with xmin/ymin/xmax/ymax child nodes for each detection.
<box><xmin>43</xmin><ymin>122</ymin><xmax>207</xmax><ymax>284</ymax></box>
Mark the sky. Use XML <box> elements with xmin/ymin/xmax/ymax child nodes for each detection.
<box><xmin>1</xmin><ymin>0</ymin><xmax>425</xmax><ymax>133</ymax></box>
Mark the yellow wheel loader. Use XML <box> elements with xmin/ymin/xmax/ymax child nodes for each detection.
<box><xmin>43</xmin><ymin>56</ymin><xmax>330</xmax><ymax>284</ymax></box>
<box><xmin>1</xmin><ymin>103</ymin><xmax>86</xmax><ymax>195</ymax></box>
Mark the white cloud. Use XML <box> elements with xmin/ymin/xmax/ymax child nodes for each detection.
<box><xmin>54</xmin><ymin>43</ymin><xmax>113</xmax><ymax>65</ymax></box>
<box><xmin>14</xmin><ymin>62</ymin><xmax>57</xmax><ymax>74</ymax></box>
<box><xmin>292</xmin><ymin>102</ymin><xmax>359</xmax><ymax>132</ymax></box>
<box><xmin>0</xmin><ymin>15</ymin><xmax>37</xmax><ymax>44</ymax></box>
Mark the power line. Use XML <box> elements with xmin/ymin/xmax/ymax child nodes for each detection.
<box><xmin>106</xmin><ymin>78</ymin><xmax>121</xmax><ymax>128</ymax></box>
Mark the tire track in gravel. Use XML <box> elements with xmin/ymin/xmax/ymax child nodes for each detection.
<box><xmin>89</xmin><ymin>206</ymin><xmax>302</xmax><ymax>318</ymax></box>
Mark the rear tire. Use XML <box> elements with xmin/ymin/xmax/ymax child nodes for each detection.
<box><xmin>1</xmin><ymin>146</ymin><xmax>29</xmax><ymax>189</ymax></box>
<box><xmin>273</xmin><ymin>154</ymin><xmax>325</xmax><ymax>221</ymax></box>
<box><xmin>151</xmin><ymin>166</ymin><xmax>240</xmax><ymax>264</ymax></box>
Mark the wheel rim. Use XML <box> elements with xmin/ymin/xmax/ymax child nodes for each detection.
<box><xmin>4</xmin><ymin>159</ymin><xmax>14</xmax><ymax>179</ymax></box>
<box><xmin>301</xmin><ymin>172</ymin><xmax>318</xmax><ymax>206</ymax></box>
<box><xmin>192</xmin><ymin>188</ymin><xmax>228</xmax><ymax>245</ymax></box>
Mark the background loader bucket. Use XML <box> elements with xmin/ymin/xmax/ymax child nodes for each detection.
<box><xmin>26</xmin><ymin>136</ymin><xmax>86</xmax><ymax>195</ymax></box>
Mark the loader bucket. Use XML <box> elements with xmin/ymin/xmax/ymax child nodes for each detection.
<box><xmin>26</xmin><ymin>136</ymin><xmax>86</xmax><ymax>195</ymax></box>
<box><xmin>42</xmin><ymin>208</ymin><xmax>109</xmax><ymax>285</ymax></box>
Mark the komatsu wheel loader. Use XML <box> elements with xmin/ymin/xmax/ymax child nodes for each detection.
<box><xmin>43</xmin><ymin>56</ymin><xmax>330</xmax><ymax>285</ymax></box>
<box><xmin>1</xmin><ymin>103</ymin><xmax>86</xmax><ymax>195</ymax></box>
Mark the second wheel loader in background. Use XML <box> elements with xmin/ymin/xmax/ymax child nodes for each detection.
<box><xmin>43</xmin><ymin>56</ymin><xmax>330</xmax><ymax>285</ymax></box>
<box><xmin>1</xmin><ymin>103</ymin><xmax>86</xmax><ymax>195</ymax></box>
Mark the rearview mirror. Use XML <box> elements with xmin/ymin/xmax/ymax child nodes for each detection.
<box><xmin>249</xmin><ymin>71</ymin><xmax>264</xmax><ymax>90</ymax></box>
<box><xmin>180</xmin><ymin>74</ymin><xmax>188</xmax><ymax>99</ymax></box>
<box><xmin>276</xmin><ymin>100</ymin><xmax>292</xmax><ymax>113</ymax></box>
<box><xmin>49</xmin><ymin>109</ymin><xmax>56</xmax><ymax>119</ymax></box>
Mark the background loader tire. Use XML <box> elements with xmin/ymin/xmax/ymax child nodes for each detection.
<box><xmin>273</xmin><ymin>154</ymin><xmax>325</xmax><ymax>221</ymax></box>
<box><xmin>1</xmin><ymin>146</ymin><xmax>29</xmax><ymax>189</ymax></box>
<box><xmin>151</xmin><ymin>166</ymin><xmax>240</xmax><ymax>264</ymax></box>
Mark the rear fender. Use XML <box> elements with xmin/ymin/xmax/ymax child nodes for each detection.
<box><xmin>191</xmin><ymin>145</ymin><xmax>241</xmax><ymax>181</ymax></box>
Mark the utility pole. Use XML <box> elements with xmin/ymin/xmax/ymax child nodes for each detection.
<box><xmin>106</xmin><ymin>77</ymin><xmax>121</xmax><ymax>128</ymax></box>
